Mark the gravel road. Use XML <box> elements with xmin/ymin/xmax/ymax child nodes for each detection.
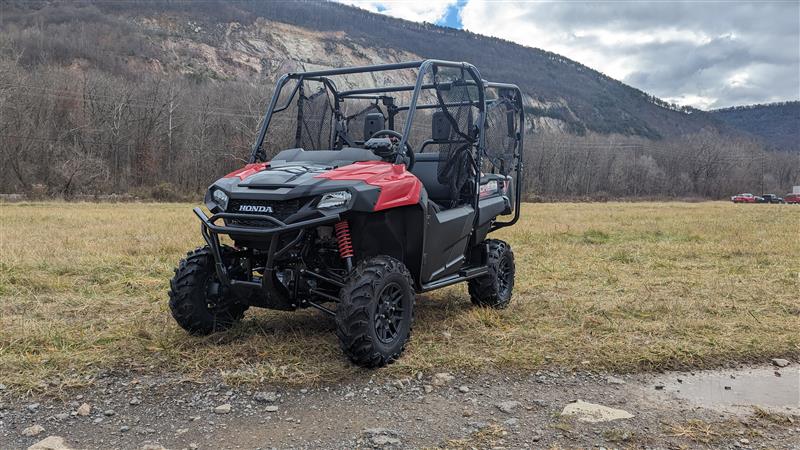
<box><xmin>1</xmin><ymin>365</ymin><xmax>798</xmax><ymax>449</ymax></box>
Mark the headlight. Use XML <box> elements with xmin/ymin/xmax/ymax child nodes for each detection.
<box><xmin>317</xmin><ymin>190</ymin><xmax>351</xmax><ymax>209</ymax></box>
<box><xmin>212</xmin><ymin>189</ymin><xmax>229</xmax><ymax>211</ymax></box>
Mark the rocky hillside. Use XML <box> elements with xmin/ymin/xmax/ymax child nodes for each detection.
<box><xmin>3</xmin><ymin>0</ymin><xmax>728</xmax><ymax>139</ymax></box>
<box><xmin>2</xmin><ymin>0</ymin><xmax>797</xmax><ymax>198</ymax></box>
<box><xmin>710</xmin><ymin>102</ymin><xmax>800</xmax><ymax>153</ymax></box>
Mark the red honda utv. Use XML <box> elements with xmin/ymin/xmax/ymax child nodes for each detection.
<box><xmin>169</xmin><ymin>60</ymin><xmax>524</xmax><ymax>367</ymax></box>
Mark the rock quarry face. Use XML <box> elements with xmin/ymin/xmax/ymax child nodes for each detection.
<box><xmin>137</xmin><ymin>17</ymin><xmax>423</xmax><ymax>90</ymax></box>
<box><xmin>129</xmin><ymin>15</ymin><xmax>549</xmax><ymax>132</ymax></box>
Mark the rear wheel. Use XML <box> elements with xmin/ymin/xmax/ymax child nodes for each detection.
<box><xmin>336</xmin><ymin>256</ymin><xmax>415</xmax><ymax>367</ymax></box>
<box><xmin>468</xmin><ymin>239</ymin><xmax>515</xmax><ymax>309</ymax></box>
<box><xmin>169</xmin><ymin>246</ymin><xmax>248</xmax><ymax>335</ymax></box>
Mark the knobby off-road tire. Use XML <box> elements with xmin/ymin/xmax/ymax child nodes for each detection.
<box><xmin>169</xmin><ymin>246</ymin><xmax>248</xmax><ymax>335</ymax></box>
<box><xmin>336</xmin><ymin>256</ymin><xmax>415</xmax><ymax>368</ymax></box>
<box><xmin>468</xmin><ymin>239</ymin><xmax>515</xmax><ymax>309</ymax></box>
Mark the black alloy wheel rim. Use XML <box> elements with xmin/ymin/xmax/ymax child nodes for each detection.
<box><xmin>497</xmin><ymin>256</ymin><xmax>512</xmax><ymax>298</ymax></box>
<box><xmin>375</xmin><ymin>282</ymin><xmax>404</xmax><ymax>344</ymax></box>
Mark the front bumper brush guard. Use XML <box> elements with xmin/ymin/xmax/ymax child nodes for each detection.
<box><xmin>193</xmin><ymin>207</ymin><xmax>340</xmax><ymax>292</ymax></box>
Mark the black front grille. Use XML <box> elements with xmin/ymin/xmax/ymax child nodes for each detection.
<box><xmin>226</xmin><ymin>198</ymin><xmax>307</xmax><ymax>227</ymax></box>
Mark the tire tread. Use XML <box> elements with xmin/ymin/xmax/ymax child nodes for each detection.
<box><xmin>336</xmin><ymin>255</ymin><xmax>415</xmax><ymax>368</ymax></box>
<box><xmin>468</xmin><ymin>239</ymin><xmax>515</xmax><ymax>309</ymax></box>
<box><xmin>168</xmin><ymin>246</ymin><xmax>246</xmax><ymax>335</ymax></box>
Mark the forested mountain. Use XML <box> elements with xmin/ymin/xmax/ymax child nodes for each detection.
<box><xmin>3</xmin><ymin>0</ymin><xmax>724</xmax><ymax>138</ymax></box>
<box><xmin>711</xmin><ymin>102</ymin><xmax>800</xmax><ymax>153</ymax></box>
<box><xmin>0</xmin><ymin>0</ymin><xmax>797</xmax><ymax>199</ymax></box>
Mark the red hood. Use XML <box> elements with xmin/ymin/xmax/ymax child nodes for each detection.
<box><xmin>316</xmin><ymin>161</ymin><xmax>422</xmax><ymax>211</ymax></box>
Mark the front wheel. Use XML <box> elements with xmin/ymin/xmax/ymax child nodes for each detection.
<box><xmin>168</xmin><ymin>246</ymin><xmax>248</xmax><ymax>335</ymax></box>
<box><xmin>468</xmin><ymin>239</ymin><xmax>515</xmax><ymax>309</ymax></box>
<box><xmin>336</xmin><ymin>256</ymin><xmax>415</xmax><ymax>368</ymax></box>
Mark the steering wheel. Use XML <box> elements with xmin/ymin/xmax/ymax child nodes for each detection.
<box><xmin>369</xmin><ymin>129</ymin><xmax>415</xmax><ymax>171</ymax></box>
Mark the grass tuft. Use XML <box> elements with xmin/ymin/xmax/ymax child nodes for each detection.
<box><xmin>752</xmin><ymin>406</ymin><xmax>797</xmax><ymax>425</ymax></box>
<box><xmin>667</xmin><ymin>420</ymin><xmax>721</xmax><ymax>444</ymax></box>
<box><xmin>441</xmin><ymin>424</ymin><xmax>507</xmax><ymax>449</ymax></box>
<box><xmin>580</xmin><ymin>229</ymin><xmax>610</xmax><ymax>244</ymax></box>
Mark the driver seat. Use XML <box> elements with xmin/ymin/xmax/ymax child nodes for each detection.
<box><xmin>410</xmin><ymin>111</ymin><xmax>464</xmax><ymax>211</ymax></box>
<box><xmin>411</xmin><ymin>153</ymin><xmax>453</xmax><ymax>211</ymax></box>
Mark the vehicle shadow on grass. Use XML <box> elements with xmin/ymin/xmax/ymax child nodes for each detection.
<box><xmin>203</xmin><ymin>292</ymin><xmax>472</xmax><ymax>345</ymax></box>
<box><xmin>163</xmin><ymin>292</ymin><xmax>491</xmax><ymax>382</ymax></box>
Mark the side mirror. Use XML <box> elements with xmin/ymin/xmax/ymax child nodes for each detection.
<box><xmin>431</xmin><ymin>111</ymin><xmax>451</xmax><ymax>141</ymax></box>
<box><xmin>363</xmin><ymin>112</ymin><xmax>385</xmax><ymax>141</ymax></box>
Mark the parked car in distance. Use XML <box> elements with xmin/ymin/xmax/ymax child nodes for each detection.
<box><xmin>731</xmin><ymin>193</ymin><xmax>760</xmax><ymax>203</ymax></box>
<box><xmin>759</xmin><ymin>194</ymin><xmax>784</xmax><ymax>204</ymax></box>
<box><xmin>784</xmin><ymin>193</ymin><xmax>800</xmax><ymax>204</ymax></box>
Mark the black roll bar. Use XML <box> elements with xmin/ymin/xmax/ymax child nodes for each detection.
<box><xmin>249</xmin><ymin>59</ymin><xmax>486</xmax><ymax>163</ymax></box>
<box><xmin>484</xmin><ymin>81</ymin><xmax>524</xmax><ymax>231</ymax></box>
<box><xmin>337</xmin><ymin>80</ymin><xmax>479</xmax><ymax>98</ymax></box>
<box><xmin>284</xmin><ymin>60</ymin><xmax>426</xmax><ymax>78</ymax></box>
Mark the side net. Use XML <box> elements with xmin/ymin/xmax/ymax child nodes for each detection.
<box><xmin>256</xmin><ymin>80</ymin><xmax>335</xmax><ymax>159</ymax></box>
<box><xmin>434</xmin><ymin>70</ymin><xmax>479</xmax><ymax>204</ymax></box>
<box><xmin>344</xmin><ymin>102</ymin><xmax>383</xmax><ymax>143</ymax></box>
<box><xmin>297</xmin><ymin>87</ymin><xmax>334</xmax><ymax>150</ymax></box>
<box><xmin>483</xmin><ymin>97</ymin><xmax>519</xmax><ymax>175</ymax></box>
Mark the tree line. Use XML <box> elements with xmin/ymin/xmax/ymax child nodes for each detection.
<box><xmin>1</xmin><ymin>60</ymin><xmax>797</xmax><ymax>200</ymax></box>
<box><xmin>0</xmin><ymin>61</ymin><xmax>269</xmax><ymax>199</ymax></box>
<box><xmin>523</xmin><ymin>132</ymin><xmax>798</xmax><ymax>199</ymax></box>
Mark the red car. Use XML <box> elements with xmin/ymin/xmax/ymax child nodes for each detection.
<box><xmin>785</xmin><ymin>193</ymin><xmax>800</xmax><ymax>204</ymax></box>
<box><xmin>731</xmin><ymin>193</ymin><xmax>760</xmax><ymax>203</ymax></box>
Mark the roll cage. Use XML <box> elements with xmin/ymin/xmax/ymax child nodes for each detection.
<box><xmin>248</xmin><ymin>59</ymin><xmax>524</xmax><ymax>230</ymax></box>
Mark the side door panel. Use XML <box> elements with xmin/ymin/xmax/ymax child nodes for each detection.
<box><xmin>420</xmin><ymin>205</ymin><xmax>475</xmax><ymax>283</ymax></box>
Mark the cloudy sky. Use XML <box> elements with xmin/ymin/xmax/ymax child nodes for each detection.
<box><xmin>336</xmin><ymin>1</ymin><xmax>800</xmax><ymax>110</ymax></box>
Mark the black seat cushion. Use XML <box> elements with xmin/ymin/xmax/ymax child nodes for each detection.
<box><xmin>411</xmin><ymin>153</ymin><xmax>453</xmax><ymax>204</ymax></box>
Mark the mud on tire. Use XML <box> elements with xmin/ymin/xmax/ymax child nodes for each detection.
<box><xmin>336</xmin><ymin>256</ymin><xmax>415</xmax><ymax>368</ymax></box>
<box><xmin>169</xmin><ymin>246</ymin><xmax>248</xmax><ymax>335</ymax></box>
<box><xmin>468</xmin><ymin>239</ymin><xmax>515</xmax><ymax>309</ymax></box>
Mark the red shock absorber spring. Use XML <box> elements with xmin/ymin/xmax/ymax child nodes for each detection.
<box><xmin>334</xmin><ymin>220</ymin><xmax>354</xmax><ymax>259</ymax></box>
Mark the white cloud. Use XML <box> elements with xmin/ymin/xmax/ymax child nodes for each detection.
<box><xmin>458</xmin><ymin>1</ymin><xmax>637</xmax><ymax>80</ymax></box>
<box><xmin>335</xmin><ymin>0</ymin><xmax>457</xmax><ymax>23</ymax></box>
<box><xmin>662</xmin><ymin>94</ymin><xmax>717</xmax><ymax>111</ymax></box>
<box><xmin>727</xmin><ymin>72</ymin><xmax>750</xmax><ymax>88</ymax></box>
<box><xmin>459</xmin><ymin>1</ymin><xmax>799</xmax><ymax>109</ymax></box>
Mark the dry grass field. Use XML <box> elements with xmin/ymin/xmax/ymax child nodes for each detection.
<box><xmin>1</xmin><ymin>201</ymin><xmax>798</xmax><ymax>392</ymax></box>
